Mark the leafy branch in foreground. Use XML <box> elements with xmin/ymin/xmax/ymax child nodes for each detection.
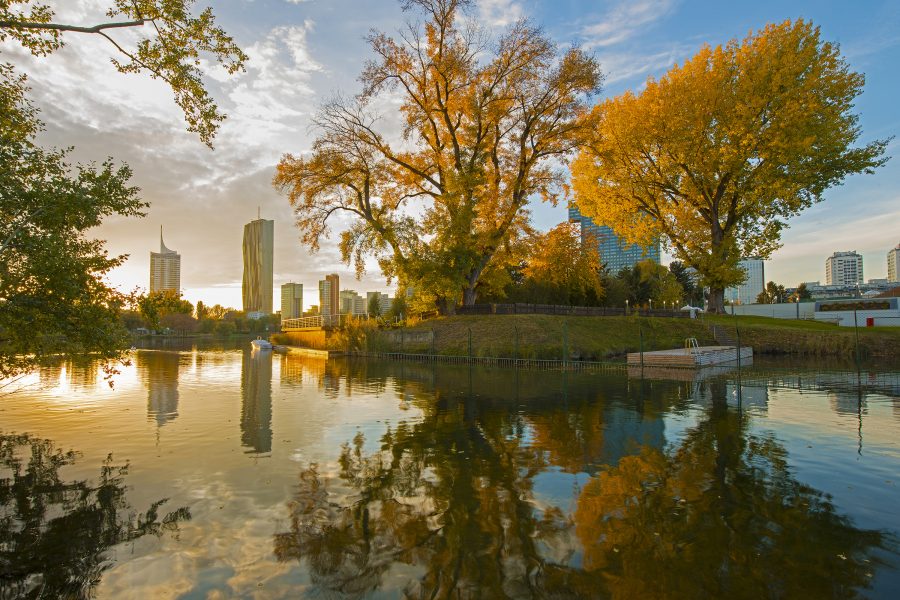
<box><xmin>0</xmin><ymin>0</ymin><xmax>247</xmax><ymax>146</ymax></box>
<box><xmin>0</xmin><ymin>65</ymin><xmax>146</xmax><ymax>380</ymax></box>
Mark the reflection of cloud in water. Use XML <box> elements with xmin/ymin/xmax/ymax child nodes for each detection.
<box><xmin>136</xmin><ymin>351</ymin><xmax>180</xmax><ymax>426</ymax></box>
<box><xmin>241</xmin><ymin>349</ymin><xmax>273</xmax><ymax>455</ymax></box>
<box><xmin>99</xmin><ymin>479</ymin><xmax>298</xmax><ymax>599</ymax></box>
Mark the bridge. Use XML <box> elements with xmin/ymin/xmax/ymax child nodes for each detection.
<box><xmin>281</xmin><ymin>315</ymin><xmax>340</xmax><ymax>331</ymax></box>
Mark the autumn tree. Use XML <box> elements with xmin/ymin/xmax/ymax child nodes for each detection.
<box><xmin>514</xmin><ymin>222</ymin><xmax>603</xmax><ymax>305</ymax></box>
<box><xmin>137</xmin><ymin>290</ymin><xmax>193</xmax><ymax>331</ymax></box>
<box><xmin>0</xmin><ymin>0</ymin><xmax>246</xmax><ymax>146</ymax></box>
<box><xmin>572</xmin><ymin>19</ymin><xmax>888</xmax><ymax>313</ymax></box>
<box><xmin>275</xmin><ymin>0</ymin><xmax>601</xmax><ymax>313</ymax></box>
<box><xmin>756</xmin><ymin>280</ymin><xmax>786</xmax><ymax>304</ymax></box>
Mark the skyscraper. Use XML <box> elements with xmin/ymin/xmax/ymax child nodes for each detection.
<box><xmin>280</xmin><ymin>283</ymin><xmax>303</xmax><ymax>319</ymax></box>
<box><xmin>888</xmin><ymin>243</ymin><xmax>899</xmax><ymax>283</ymax></box>
<box><xmin>318</xmin><ymin>273</ymin><xmax>340</xmax><ymax>318</ymax></box>
<box><xmin>242</xmin><ymin>217</ymin><xmax>274</xmax><ymax>316</ymax></box>
<box><xmin>725</xmin><ymin>258</ymin><xmax>764</xmax><ymax>305</ymax></box>
<box><xmin>149</xmin><ymin>226</ymin><xmax>181</xmax><ymax>293</ymax></box>
<box><xmin>568</xmin><ymin>206</ymin><xmax>660</xmax><ymax>273</ymax></box>
<box><xmin>825</xmin><ymin>251</ymin><xmax>863</xmax><ymax>286</ymax></box>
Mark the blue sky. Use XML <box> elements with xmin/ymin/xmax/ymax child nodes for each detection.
<box><xmin>4</xmin><ymin>0</ymin><xmax>898</xmax><ymax>308</ymax></box>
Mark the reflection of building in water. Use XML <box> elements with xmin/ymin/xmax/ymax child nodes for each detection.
<box><xmin>66</xmin><ymin>361</ymin><xmax>100</xmax><ymax>390</ymax></box>
<box><xmin>726</xmin><ymin>383</ymin><xmax>769</xmax><ymax>412</ymax></box>
<box><xmin>37</xmin><ymin>360</ymin><xmax>65</xmax><ymax>389</ymax></box>
<box><xmin>241</xmin><ymin>349</ymin><xmax>273</xmax><ymax>455</ymax></box>
<box><xmin>136</xmin><ymin>351</ymin><xmax>180</xmax><ymax>426</ymax></box>
<box><xmin>599</xmin><ymin>405</ymin><xmax>666</xmax><ymax>466</ymax></box>
<box><xmin>829</xmin><ymin>392</ymin><xmax>866</xmax><ymax>416</ymax></box>
<box><xmin>279</xmin><ymin>353</ymin><xmax>326</xmax><ymax>387</ymax></box>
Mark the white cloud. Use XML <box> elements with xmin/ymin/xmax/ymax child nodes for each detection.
<box><xmin>477</xmin><ymin>0</ymin><xmax>523</xmax><ymax>28</ymax></box>
<box><xmin>582</xmin><ymin>0</ymin><xmax>676</xmax><ymax>49</ymax></box>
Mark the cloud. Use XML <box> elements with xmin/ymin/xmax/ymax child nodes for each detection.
<box><xmin>477</xmin><ymin>0</ymin><xmax>523</xmax><ymax>28</ymax></box>
<box><xmin>596</xmin><ymin>45</ymin><xmax>693</xmax><ymax>85</ymax></box>
<box><xmin>582</xmin><ymin>0</ymin><xmax>676</xmax><ymax>49</ymax></box>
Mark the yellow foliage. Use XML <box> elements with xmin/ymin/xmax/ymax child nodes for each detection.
<box><xmin>572</xmin><ymin>19</ymin><xmax>887</xmax><ymax>312</ymax></box>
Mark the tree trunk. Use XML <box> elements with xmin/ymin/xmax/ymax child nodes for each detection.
<box><xmin>708</xmin><ymin>287</ymin><xmax>726</xmax><ymax>314</ymax></box>
<box><xmin>462</xmin><ymin>285</ymin><xmax>477</xmax><ymax>307</ymax></box>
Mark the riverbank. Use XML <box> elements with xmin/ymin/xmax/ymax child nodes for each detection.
<box><xmin>360</xmin><ymin>314</ymin><xmax>900</xmax><ymax>362</ymax></box>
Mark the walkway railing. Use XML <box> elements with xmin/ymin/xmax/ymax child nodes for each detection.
<box><xmin>281</xmin><ymin>315</ymin><xmax>342</xmax><ymax>330</ymax></box>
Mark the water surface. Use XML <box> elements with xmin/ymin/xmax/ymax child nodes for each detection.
<box><xmin>2</xmin><ymin>348</ymin><xmax>898</xmax><ymax>598</ymax></box>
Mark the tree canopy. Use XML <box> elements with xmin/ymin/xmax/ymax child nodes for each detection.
<box><xmin>275</xmin><ymin>0</ymin><xmax>601</xmax><ymax>312</ymax></box>
<box><xmin>572</xmin><ymin>19</ymin><xmax>888</xmax><ymax>313</ymax></box>
<box><xmin>0</xmin><ymin>0</ymin><xmax>247</xmax><ymax>147</ymax></box>
<box><xmin>0</xmin><ymin>67</ymin><xmax>146</xmax><ymax>380</ymax></box>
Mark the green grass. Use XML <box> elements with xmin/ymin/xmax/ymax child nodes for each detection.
<box><xmin>702</xmin><ymin>314</ymin><xmax>900</xmax><ymax>359</ymax></box>
<box><xmin>375</xmin><ymin>315</ymin><xmax>715</xmax><ymax>360</ymax></box>
<box><xmin>358</xmin><ymin>313</ymin><xmax>900</xmax><ymax>361</ymax></box>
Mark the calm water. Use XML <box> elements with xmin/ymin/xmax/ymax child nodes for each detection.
<box><xmin>2</xmin><ymin>347</ymin><xmax>899</xmax><ymax>599</ymax></box>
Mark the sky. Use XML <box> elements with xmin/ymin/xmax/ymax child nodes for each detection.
<box><xmin>4</xmin><ymin>0</ymin><xmax>899</xmax><ymax>309</ymax></box>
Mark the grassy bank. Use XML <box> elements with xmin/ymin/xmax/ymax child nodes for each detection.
<box><xmin>352</xmin><ymin>313</ymin><xmax>900</xmax><ymax>362</ymax></box>
<box><xmin>704</xmin><ymin>315</ymin><xmax>900</xmax><ymax>360</ymax></box>
<box><xmin>363</xmin><ymin>315</ymin><xmax>714</xmax><ymax>360</ymax></box>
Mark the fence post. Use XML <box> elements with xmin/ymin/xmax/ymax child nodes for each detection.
<box><xmin>736</xmin><ymin>323</ymin><xmax>741</xmax><ymax>370</ymax></box>
<box><xmin>468</xmin><ymin>327</ymin><xmax>472</xmax><ymax>361</ymax></box>
<box><xmin>514</xmin><ymin>326</ymin><xmax>519</xmax><ymax>363</ymax></box>
<box><xmin>854</xmin><ymin>308</ymin><xmax>860</xmax><ymax>369</ymax></box>
<box><xmin>639</xmin><ymin>326</ymin><xmax>644</xmax><ymax>369</ymax></box>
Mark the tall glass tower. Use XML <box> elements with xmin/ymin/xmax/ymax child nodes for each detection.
<box><xmin>568</xmin><ymin>206</ymin><xmax>659</xmax><ymax>273</ymax></box>
<box><xmin>242</xmin><ymin>217</ymin><xmax>274</xmax><ymax>315</ymax></box>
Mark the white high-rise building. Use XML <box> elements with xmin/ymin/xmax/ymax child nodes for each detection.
<box><xmin>150</xmin><ymin>226</ymin><xmax>181</xmax><ymax>293</ymax></box>
<box><xmin>725</xmin><ymin>258</ymin><xmax>764</xmax><ymax>305</ymax></box>
<box><xmin>280</xmin><ymin>283</ymin><xmax>303</xmax><ymax>319</ymax></box>
<box><xmin>242</xmin><ymin>217</ymin><xmax>274</xmax><ymax>315</ymax></box>
<box><xmin>888</xmin><ymin>243</ymin><xmax>900</xmax><ymax>283</ymax></box>
<box><xmin>826</xmin><ymin>251</ymin><xmax>864</xmax><ymax>287</ymax></box>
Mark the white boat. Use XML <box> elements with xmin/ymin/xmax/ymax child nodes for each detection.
<box><xmin>251</xmin><ymin>337</ymin><xmax>273</xmax><ymax>350</ymax></box>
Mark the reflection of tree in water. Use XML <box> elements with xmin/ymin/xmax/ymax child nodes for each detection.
<box><xmin>0</xmin><ymin>433</ymin><xmax>191</xmax><ymax>599</ymax></box>
<box><xmin>273</xmin><ymin>369</ymin><xmax>895</xmax><ymax>598</ymax></box>
<box><xmin>241</xmin><ymin>348</ymin><xmax>273</xmax><ymax>455</ymax></box>
<box><xmin>273</xmin><ymin>392</ymin><xmax>601</xmax><ymax>598</ymax></box>
<box><xmin>575</xmin><ymin>380</ymin><xmax>894</xmax><ymax>599</ymax></box>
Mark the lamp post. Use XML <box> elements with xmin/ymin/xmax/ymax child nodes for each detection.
<box><xmin>649</xmin><ymin>299</ymin><xmax>653</xmax><ymax>311</ymax></box>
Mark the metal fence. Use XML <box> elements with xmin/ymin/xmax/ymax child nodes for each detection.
<box><xmin>456</xmin><ymin>303</ymin><xmax>688</xmax><ymax>318</ymax></box>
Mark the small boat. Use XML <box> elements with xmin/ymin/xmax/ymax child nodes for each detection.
<box><xmin>251</xmin><ymin>337</ymin><xmax>273</xmax><ymax>350</ymax></box>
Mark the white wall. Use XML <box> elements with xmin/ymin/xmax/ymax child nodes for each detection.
<box><xmin>728</xmin><ymin>303</ymin><xmax>814</xmax><ymax>319</ymax></box>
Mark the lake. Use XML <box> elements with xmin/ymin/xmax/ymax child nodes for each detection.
<box><xmin>2</xmin><ymin>345</ymin><xmax>899</xmax><ymax>598</ymax></box>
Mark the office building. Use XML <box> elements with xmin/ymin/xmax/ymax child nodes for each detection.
<box><xmin>825</xmin><ymin>251</ymin><xmax>863</xmax><ymax>287</ymax></box>
<box><xmin>242</xmin><ymin>217</ymin><xmax>274</xmax><ymax>315</ymax></box>
<box><xmin>318</xmin><ymin>273</ymin><xmax>340</xmax><ymax>317</ymax></box>
<box><xmin>280</xmin><ymin>283</ymin><xmax>303</xmax><ymax>320</ymax></box>
<box><xmin>889</xmin><ymin>243</ymin><xmax>900</xmax><ymax>283</ymax></box>
<box><xmin>568</xmin><ymin>206</ymin><xmax>660</xmax><ymax>273</ymax></box>
<box><xmin>150</xmin><ymin>226</ymin><xmax>181</xmax><ymax>293</ymax></box>
<box><xmin>725</xmin><ymin>258</ymin><xmax>764</xmax><ymax>305</ymax></box>
<box><xmin>339</xmin><ymin>290</ymin><xmax>368</xmax><ymax>316</ymax></box>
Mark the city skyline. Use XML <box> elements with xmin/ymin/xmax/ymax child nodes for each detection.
<box><xmin>8</xmin><ymin>0</ymin><xmax>898</xmax><ymax>309</ymax></box>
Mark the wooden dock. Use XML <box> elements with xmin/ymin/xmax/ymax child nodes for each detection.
<box><xmin>627</xmin><ymin>345</ymin><xmax>752</xmax><ymax>368</ymax></box>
